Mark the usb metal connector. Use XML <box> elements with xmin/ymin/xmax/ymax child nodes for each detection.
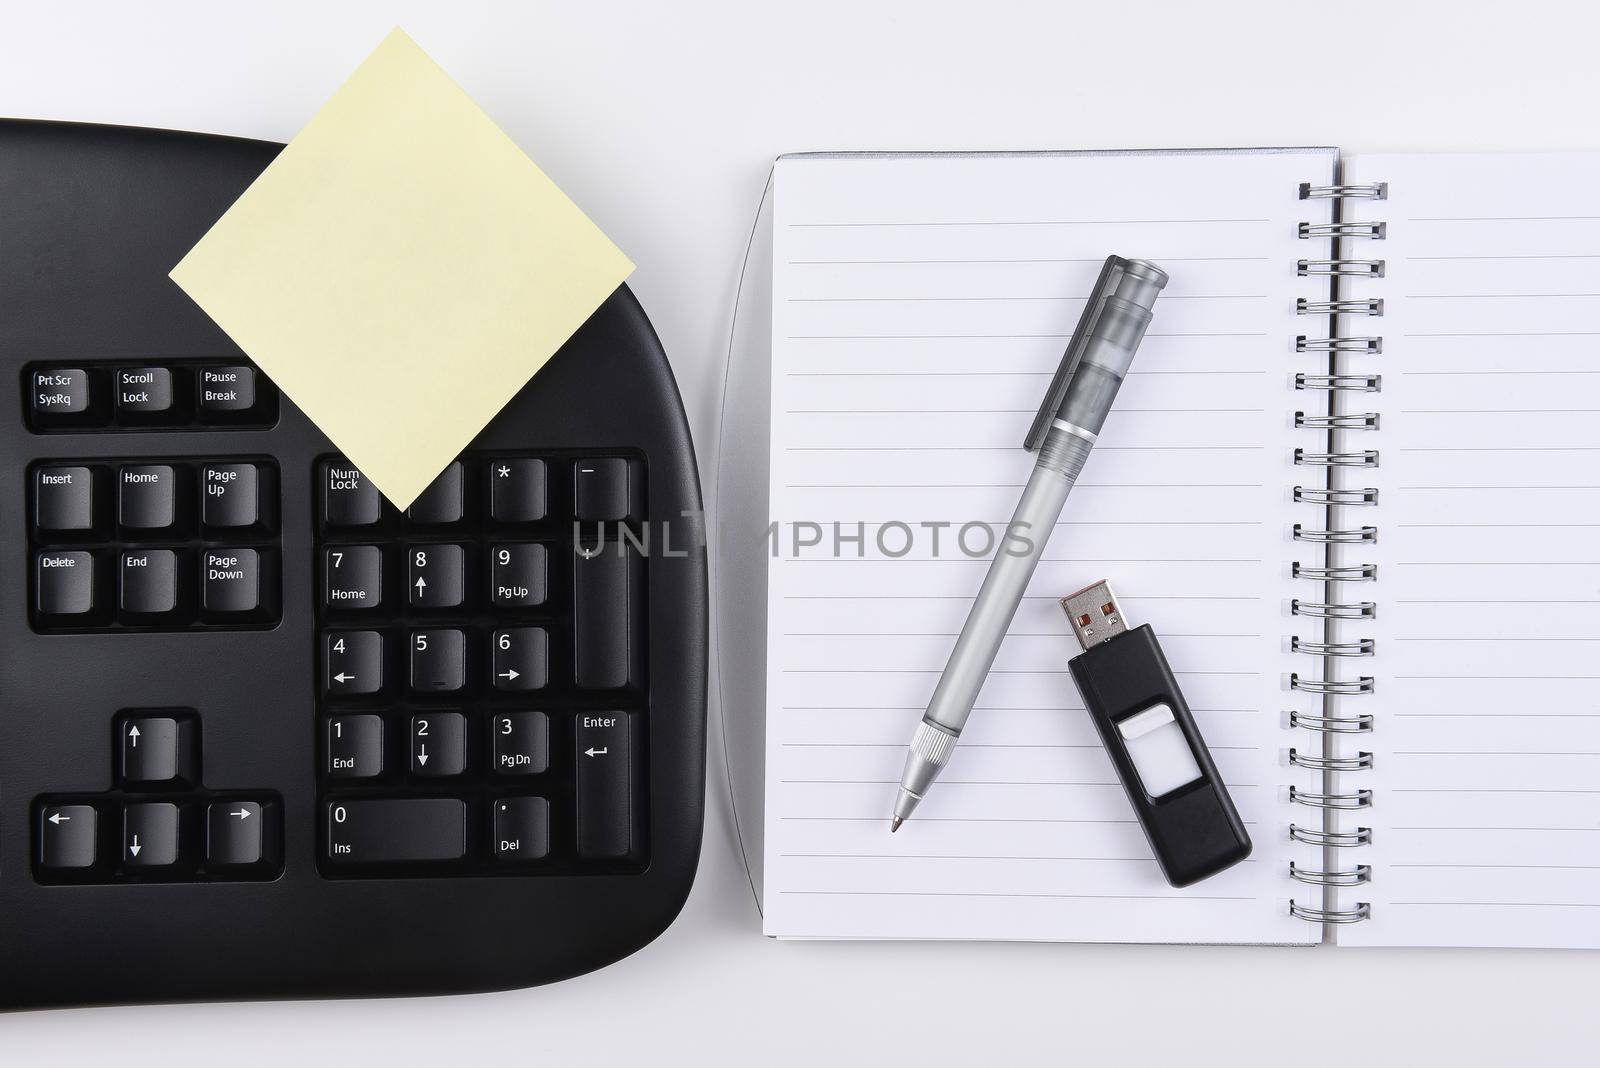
<box><xmin>1060</xmin><ymin>580</ymin><xmax>1129</xmax><ymax>649</ymax></box>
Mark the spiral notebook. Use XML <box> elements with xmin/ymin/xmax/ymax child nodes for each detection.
<box><xmin>763</xmin><ymin>147</ymin><xmax>1600</xmax><ymax>949</ymax></box>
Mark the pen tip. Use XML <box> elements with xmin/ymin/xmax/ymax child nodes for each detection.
<box><xmin>890</xmin><ymin>817</ymin><xmax>903</xmax><ymax>833</ymax></box>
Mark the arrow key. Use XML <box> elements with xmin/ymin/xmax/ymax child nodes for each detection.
<box><xmin>492</xmin><ymin>627</ymin><xmax>548</xmax><ymax>692</ymax></box>
<box><xmin>38</xmin><ymin>804</ymin><xmax>98</xmax><ymax>870</ymax></box>
<box><xmin>120</xmin><ymin>714</ymin><xmax>196</xmax><ymax>788</ymax></box>
<box><xmin>325</xmin><ymin>630</ymin><xmax>383</xmax><ymax>697</ymax></box>
<box><xmin>411</xmin><ymin>712</ymin><xmax>466</xmax><ymax>777</ymax></box>
<box><xmin>207</xmin><ymin>800</ymin><xmax>273</xmax><ymax>868</ymax></box>
<box><xmin>123</xmin><ymin>802</ymin><xmax>180</xmax><ymax>868</ymax></box>
<box><xmin>409</xmin><ymin>543</ymin><xmax>466</xmax><ymax>610</ymax></box>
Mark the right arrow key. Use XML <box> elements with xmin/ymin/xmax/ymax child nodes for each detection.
<box><xmin>207</xmin><ymin>800</ymin><xmax>273</xmax><ymax>868</ymax></box>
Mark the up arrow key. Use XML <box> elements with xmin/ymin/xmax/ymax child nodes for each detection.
<box><xmin>128</xmin><ymin>724</ymin><xmax>140</xmax><ymax>747</ymax></box>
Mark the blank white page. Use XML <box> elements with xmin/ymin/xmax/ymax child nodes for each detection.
<box><xmin>763</xmin><ymin>150</ymin><xmax>1332</xmax><ymax>943</ymax></box>
<box><xmin>1343</xmin><ymin>152</ymin><xmax>1600</xmax><ymax>948</ymax></box>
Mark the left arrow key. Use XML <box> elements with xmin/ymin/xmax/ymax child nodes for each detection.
<box><xmin>38</xmin><ymin>804</ymin><xmax>98</xmax><ymax>870</ymax></box>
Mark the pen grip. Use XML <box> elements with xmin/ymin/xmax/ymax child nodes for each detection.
<box><xmin>922</xmin><ymin>432</ymin><xmax>1090</xmax><ymax>732</ymax></box>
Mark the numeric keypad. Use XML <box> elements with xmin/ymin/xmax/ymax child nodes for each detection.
<box><xmin>315</xmin><ymin>451</ymin><xmax>647</xmax><ymax>878</ymax></box>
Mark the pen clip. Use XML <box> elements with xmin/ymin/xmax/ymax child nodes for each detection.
<box><xmin>1023</xmin><ymin>255</ymin><xmax>1130</xmax><ymax>453</ymax></box>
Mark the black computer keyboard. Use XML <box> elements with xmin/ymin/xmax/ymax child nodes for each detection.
<box><xmin>0</xmin><ymin>119</ymin><xmax>707</xmax><ymax>1007</ymax></box>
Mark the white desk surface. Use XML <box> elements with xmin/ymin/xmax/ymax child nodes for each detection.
<box><xmin>4</xmin><ymin>1</ymin><xmax>1599</xmax><ymax>1063</ymax></box>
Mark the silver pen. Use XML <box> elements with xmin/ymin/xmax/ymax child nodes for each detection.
<box><xmin>890</xmin><ymin>256</ymin><xmax>1168</xmax><ymax>830</ymax></box>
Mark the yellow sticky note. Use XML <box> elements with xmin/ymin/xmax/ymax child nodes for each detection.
<box><xmin>170</xmin><ymin>28</ymin><xmax>635</xmax><ymax>509</ymax></box>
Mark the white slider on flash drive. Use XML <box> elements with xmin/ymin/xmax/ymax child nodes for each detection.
<box><xmin>1115</xmin><ymin>703</ymin><xmax>1204</xmax><ymax>799</ymax></box>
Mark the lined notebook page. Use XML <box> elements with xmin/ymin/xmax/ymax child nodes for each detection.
<box><xmin>763</xmin><ymin>151</ymin><xmax>1331</xmax><ymax>943</ymax></box>
<box><xmin>1344</xmin><ymin>152</ymin><xmax>1600</xmax><ymax>948</ymax></box>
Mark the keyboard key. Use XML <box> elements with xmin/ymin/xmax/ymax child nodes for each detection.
<box><xmin>325</xmin><ymin>630</ymin><xmax>382</xmax><ymax>696</ymax></box>
<box><xmin>202</xmin><ymin>463</ymin><xmax>262</xmax><ymax>531</ymax></box>
<box><xmin>493</xmin><ymin>710</ymin><xmax>549</xmax><ymax>775</ymax></box>
<box><xmin>324</xmin><ymin>545</ymin><xmax>383</xmax><ymax>610</ymax></box>
<box><xmin>410</xmin><ymin>712</ymin><xmax>466</xmax><ymax>776</ymax></box>
<box><xmin>120</xmin><ymin>714</ymin><xmax>196</xmax><ymax>786</ymax></box>
<box><xmin>123</xmin><ymin>802</ymin><xmax>181</xmax><ymax>868</ymax></box>
<box><xmin>36</xmin><ymin>551</ymin><xmax>97</xmax><ymax>617</ymax></box>
<box><xmin>207</xmin><ymin>801</ymin><xmax>267</xmax><ymax>867</ymax></box>
<box><xmin>573</xmin><ymin>545</ymin><xmax>641</xmax><ymax>689</ymax></box>
<box><xmin>493</xmin><ymin>628</ymin><xmax>548</xmax><ymax>692</ymax></box>
<box><xmin>409</xmin><ymin>543</ymin><xmax>466</xmax><ymax>609</ymax></box>
<box><xmin>198</xmin><ymin>365</ymin><xmax>256</xmax><ymax>415</ymax></box>
<box><xmin>120</xmin><ymin>549</ymin><xmax>180</xmax><ymax>618</ymax></box>
<box><xmin>115</xmin><ymin>366</ymin><xmax>174</xmax><ymax>419</ymax></box>
<box><xmin>327</xmin><ymin>714</ymin><xmax>383</xmax><ymax>779</ymax></box>
<box><xmin>410</xmin><ymin>629</ymin><xmax>465</xmax><ymax>694</ymax></box>
<box><xmin>491</xmin><ymin>458</ymin><xmax>546</xmax><ymax>522</ymax></box>
<box><xmin>406</xmin><ymin>462</ymin><xmax>463</xmax><ymax>525</ymax></box>
<box><xmin>576</xmin><ymin>713</ymin><xmax>631</xmax><ymax>859</ymax></box>
<box><xmin>326</xmin><ymin>798</ymin><xmax>466</xmax><ymax>864</ymax></box>
<box><xmin>575</xmin><ymin>457</ymin><xmax>632</xmax><ymax>521</ymax></box>
<box><xmin>34</xmin><ymin>466</ymin><xmax>97</xmax><ymax>533</ymax></box>
<box><xmin>493</xmin><ymin>797</ymin><xmax>549</xmax><ymax>861</ymax></box>
<box><xmin>491</xmin><ymin>543</ymin><xmax>546</xmax><ymax>607</ymax></box>
<box><xmin>31</xmin><ymin>367</ymin><xmax>99</xmax><ymax>427</ymax></box>
<box><xmin>118</xmin><ymin>464</ymin><xmax>179</xmax><ymax>532</ymax></box>
<box><xmin>38</xmin><ymin>804</ymin><xmax>97</xmax><ymax>870</ymax></box>
<box><xmin>322</xmin><ymin>461</ymin><xmax>381</xmax><ymax>527</ymax></box>
<box><xmin>201</xmin><ymin>548</ymin><xmax>263</xmax><ymax>618</ymax></box>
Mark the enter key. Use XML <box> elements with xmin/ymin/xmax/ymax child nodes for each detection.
<box><xmin>575</xmin><ymin>712</ymin><xmax>631</xmax><ymax>859</ymax></box>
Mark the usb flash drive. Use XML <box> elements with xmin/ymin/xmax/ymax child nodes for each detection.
<box><xmin>1060</xmin><ymin>581</ymin><xmax>1251</xmax><ymax>887</ymax></box>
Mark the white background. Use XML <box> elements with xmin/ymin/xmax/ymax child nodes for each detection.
<box><xmin>3</xmin><ymin>1</ymin><xmax>1599</xmax><ymax>1063</ymax></box>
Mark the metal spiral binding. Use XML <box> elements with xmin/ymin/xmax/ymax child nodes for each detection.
<box><xmin>1297</xmin><ymin>299</ymin><xmax>1384</xmax><ymax>317</ymax></box>
<box><xmin>1295</xmin><ymin>449</ymin><xmax>1379</xmax><ymax>468</ymax></box>
<box><xmin>1290</xmin><ymin>636</ymin><xmax>1375</xmax><ymax>655</ymax></box>
<box><xmin>1294</xmin><ymin>486</ymin><xmax>1378</xmax><ymax>506</ymax></box>
<box><xmin>1299</xmin><ymin>182</ymin><xmax>1388</xmax><ymax>200</ymax></box>
<box><xmin>1290</xmin><ymin>787</ymin><xmax>1373</xmax><ymax>810</ymax></box>
<box><xmin>1291</xmin><ymin>674</ymin><xmax>1374</xmax><ymax>696</ymax></box>
<box><xmin>1293</xmin><ymin>599</ymin><xmax>1376</xmax><ymax>619</ymax></box>
<box><xmin>1297</xmin><ymin>335</ymin><xmax>1382</xmax><ymax>353</ymax></box>
<box><xmin>1290</xmin><ymin>824</ymin><xmax>1371</xmax><ymax>847</ymax></box>
<box><xmin>1289</xmin><ymin>749</ymin><xmax>1374</xmax><ymax>772</ymax></box>
<box><xmin>1293</xmin><ymin>524</ymin><xmax>1376</xmax><ymax>545</ymax></box>
<box><xmin>1298</xmin><ymin>221</ymin><xmax>1386</xmax><ymax>240</ymax></box>
<box><xmin>1290</xmin><ymin>862</ymin><xmax>1373</xmax><ymax>886</ymax></box>
<box><xmin>1297</xmin><ymin>373</ymin><xmax>1381</xmax><ymax>390</ymax></box>
<box><xmin>1297</xmin><ymin>411</ymin><xmax>1379</xmax><ymax>430</ymax></box>
<box><xmin>1288</xmin><ymin>174</ymin><xmax>1384</xmax><ymax>927</ymax></box>
<box><xmin>1291</xmin><ymin>901</ymin><xmax>1371</xmax><ymax>924</ymax></box>
<box><xmin>1297</xmin><ymin>259</ymin><xmax>1385</xmax><ymax>277</ymax></box>
<box><xmin>1292</xmin><ymin>563</ymin><xmax>1377</xmax><ymax>582</ymax></box>
<box><xmin>1290</xmin><ymin>710</ymin><xmax>1374</xmax><ymax>735</ymax></box>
